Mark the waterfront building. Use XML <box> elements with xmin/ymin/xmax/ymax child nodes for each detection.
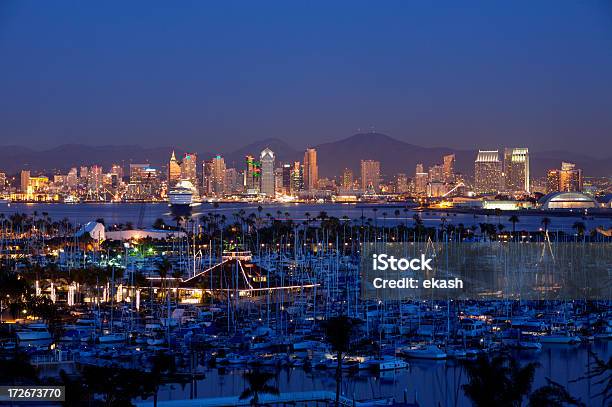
<box><xmin>547</xmin><ymin>169</ymin><xmax>560</xmax><ymax>193</ymax></box>
<box><xmin>79</xmin><ymin>166</ymin><xmax>88</xmax><ymax>184</ymax></box>
<box><xmin>429</xmin><ymin>164</ymin><xmax>444</xmax><ymax>183</ymax></box>
<box><xmin>474</xmin><ymin>150</ymin><xmax>502</xmax><ymax>195</ymax></box>
<box><xmin>342</xmin><ymin>168</ymin><xmax>354</xmax><ymax>190</ymax></box>
<box><xmin>244</xmin><ymin>155</ymin><xmax>260</xmax><ymax>193</ymax></box>
<box><xmin>303</xmin><ymin>148</ymin><xmax>318</xmax><ymax>191</ymax></box>
<box><xmin>260</xmin><ymin>148</ymin><xmax>275</xmax><ymax>198</ymax></box>
<box><xmin>443</xmin><ymin>154</ymin><xmax>455</xmax><ymax>183</ymax></box>
<box><xmin>66</xmin><ymin>168</ymin><xmax>78</xmax><ymax>188</ymax></box>
<box><xmin>281</xmin><ymin>164</ymin><xmax>292</xmax><ymax>195</ymax></box>
<box><xmin>181</xmin><ymin>153</ymin><xmax>198</xmax><ymax>186</ymax></box>
<box><xmin>504</xmin><ymin>147</ymin><xmax>530</xmax><ymax>193</ymax></box>
<box><xmin>290</xmin><ymin>161</ymin><xmax>303</xmax><ymax>194</ymax></box>
<box><xmin>128</xmin><ymin>164</ymin><xmax>160</xmax><ymax>200</ymax></box>
<box><xmin>20</xmin><ymin>170</ymin><xmax>30</xmax><ymax>193</ymax></box>
<box><xmin>361</xmin><ymin>159</ymin><xmax>380</xmax><ymax>193</ymax></box>
<box><xmin>168</xmin><ymin>151</ymin><xmax>181</xmax><ymax>185</ymax></box>
<box><xmin>415</xmin><ymin>163</ymin><xmax>428</xmax><ymax>196</ymax></box>
<box><xmin>224</xmin><ymin>168</ymin><xmax>242</xmax><ymax>193</ymax></box>
<box><xmin>539</xmin><ymin>191</ymin><xmax>598</xmax><ymax>209</ymax></box>
<box><xmin>548</xmin><ymin>163</ymin><xmax>583</xmax><ymax>193</ymax></box>
<box><xmin>209</xmin><ymin>155</ymin><xmax>226</xmax><ymax>196</ymax></box>
<box><xmin>0</xmin><ymin>172</ymin><xmax>6</xmax><ymax>192</ymax></box>
<box><xmin>396</xmin><ymin>173</ymin><xmax>409</xmax><ymax>193</ymax></box>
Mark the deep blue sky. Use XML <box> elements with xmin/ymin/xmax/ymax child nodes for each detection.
<box><xmin>1</xmin><ymin>1</ymin><xmax>611</xmax><ymax>157</ymax></box>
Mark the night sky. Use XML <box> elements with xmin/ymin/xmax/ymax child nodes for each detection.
<box><xmin>1</xmin><ymin>1</ymin><xmax>611</xmax><ymax>157</ymax></box>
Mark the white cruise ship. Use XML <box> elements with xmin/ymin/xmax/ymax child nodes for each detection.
<box><xmin>168</xmin><ymin>180</ymin><xmax>198</xmax><ymax>216</ymax></box>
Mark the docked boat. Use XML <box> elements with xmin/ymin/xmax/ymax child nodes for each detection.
<box><xmin>359</xmin><ymin>356</ymin><xmax>408</xmax><ymax>371</ymax></box>
<box><xmin>16</xmin><ymin>323</ymin><xmax>53</xmax><ymax>342</ymax></box>
<box><xmin>539</xmin><ymin>334</ymin><xmax>581</xmax><ymax>344</ymax></box>
<box><xmin>168</xmin><ymin>180</ymin><xmax>199</xmax><ymax>216</ymax></box>
<box><xmin>400</xmin><ymin>344</ymin><xmax>447</xmax><ymax>359</ymax></box>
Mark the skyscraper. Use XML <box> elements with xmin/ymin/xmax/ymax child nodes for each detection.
<box><xmin>474</xmin><ymin>150</ymin><xmax>502</xmax><ymax>194</ymax></box>
<box><xmin>181</xmin><ymin>153</ymin><xmax>198</xmax><ymax>186</ymax></box>
<box><xmin>396</xmin><ymin>173</ymin><xmax>409</xmax><ymax>193</ymax></box>
<box><xmin>361</xmin><ymin>160</ymin><xmax>381</xmax><ymax>192</ymax></box>
<box><xmin>210</xmin><ymin>155</ymin><xmax>226</xmax><ymax>196</ymax></box>
<box><xmin>20</xmin><ymin>170</ymin><xmax>30</xmax><ymax>193</ymax></box>
<box><xmin>342</xmin><ymin>168</ymin><xmax>354</xmax><ymax>190</ymax></box>
<box><xmin>281</xmin><ymin>164</ymin><xmax>292</xmax><ymax>194</ymax></box>
<box><xmin>504</xmin><ymin>148</ymin><xmax>530</xmax><ymax>193</ymax></box>
<box><xmin>244</xmin><ymin>155</ymin><xmax>260</xmax><ymax>192</ymax></box>
<box><xmin>443</xmin><ymin>154</ymin><xmax>455</xmax><ymax>183</ymax></box>
<box><xmin>428</xmin><ymin>164</ymin><xmax>444</xmax><ymax>183</ymax></box>
<box><xmin>415</xmin><ymin>164</ymin><xmax>428</xmax><ymax>196</ymax></box>
<box><xmin>548</xmin><ymin>162</ymin><xmax>583</xmax><ymax>193</ymax></box>
<box><xmin>168</xmin><ymin>150</ymin><xmax>181</xmax><ymax>185</ymax></box>
<box><xmin>260</xmin><ymin>148</ymin><xmax>275</xmax><ymax>198</ymax></box>
<box><xmin>290</xmin><ymin>161</ymin><xmax>303</xmax><ymax>194</ymax></box>
<box><xmin>303</xmin><ymin>148</ymin><xmax>318</xmax><ymax>191</ymax></box>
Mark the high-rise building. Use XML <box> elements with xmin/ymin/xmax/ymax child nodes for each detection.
<box><xmin>210</xmin><ymin>155</ymin><xmax>226</xmax><ymax>196</ymax></box>
<box><xmin>361</xmin><ymin>160</ymin><xmax>381</xmax><ymax>192</ymax></box>
<box><xmin>504</xmin><ymin>148</ymin><xmax>530</xmax><ymax>193</ymax></box>
<box><xmin>428</xmin><ymin>164</ymin><xmax>444</xmax><ymax>183</ymax></box>
<box><xmin>181</xmin><ymin>153</ymin><xmax>198</xmax><ymax>186</ymax></box>
<box><xmin>290</xmin><ymin>161</ymin><xmax>303</xmax><ymax>194</ymax></box>
<box><xmin>281</xmin><ymin>164</ymin><xmax>292</xmax><ymax>194</ymax></box>
<box><xmin>396</xmin><ymin>173</ymin><xmax>409</xmax><ymax>193</ymax></box>
<box><xmin>443</xmin><ymin>154</ymin><xmax>455</xmax><ymax>183</ymax></box>
<box><xmin>303</xmin><ymin>148</ymin><xmax>318</xmax><ymax>191</ymax></box>
<box><xmin>110</xmin><ymin>164</ymin><xmax>123</xmax><ymax>181</ymax></box>
<box><xmin>224</xmin><ymin>168</ymin><xmax>242</xmax><ymax>193</ymax></box>
<box><xmin>79</xmin><ymin>166</ymin><xmax>88</xmax><ymax>184</ymax></box>
<box><xmin>548</xmin><ymin>162</ymin><xmax>582</xmax><ymax>193</ymax></box>
<box><xmin>244</xmin><ymin>155</ymin><xmax>260</xmax><ymax>192</ymax></box>
<box><xmin>415</xmin><ymin>164</ymin><xmax>428</xmax><ymax>196</ymax></box>
<box><xmin>342</xmin><ymin>168</ymin><xmax>354</xmax><ymax>190</ymax></box>
<box><xmin>0</xmin><ymin>172</ymin><xmax>6</xmax><ymax>192</ymax></box>
<box><xmin>66</xmin><ymin>168</ymin><xmax>78</xmax><ymax>188</ymax></box>
<box><xmin>474</xmin><ymin>150</ymin><xmax>502</xmax><ymax>194</ymax></box>
<box><xmin>20</xmin><ymin>170</ymin><xmax>30</xmax><ymax>193</ymax></box>
<box><xmin>168</xmin><ymin>151</ymin><xmax>181</xmax><ymax>185</ymax></box>
<box><xmin>128</xmin><ymin>164</ymin><xmax>159</xmax><ymax>200</ymax></box>
<box><xmin>89</xmin><ymin>165</ymin><xmax>103</xmax><ymax>192</ymax></box>
<box><xmin>260</xmin><ymin>148</ymin><xmax>275</xmax><ymax>198</ymax></box>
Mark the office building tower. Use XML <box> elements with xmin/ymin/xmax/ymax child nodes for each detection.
<box><xmin>474</xmin><ymin>150</ymin><xmax>502</xmax><ymax>194</ymax></box>
<box><xmin>548</xmin><ymin>162</ymin><xmax>583</xmax><ymax>193</ymax></box>
<box><xmin>361</xmin><ymin>160</ymin><xmax>381</xmax><ymax>192</ymax></box>
<box><xmin>110</xmin><ymin>164</ymin><xmax>123</xmax><ymax>181</ymax></box>
<box><xmin>443</xmin><ymin>154</ymin><xmax>455</xmax><ymax>183</ymax></box>
<box><xmin>181</xmin><ymin>153</ymin><xmax>198</xmax><ymax>186</ymax></box>
<box><xmin>282</xmin><ymin>164</ymin><xmax>292</xmax><ymax>194</ymax></box>
<box><xmin>342</xmin><ymin>168</ymin><xmax>354</xmax><ymax>190</ymax></box>
<box><xmin>224</xmin><ymin>168</ymin><xmax>242</xmax><ymax>193</ymax></box>
<box><xmin>415</xmin><ymin>164</ymin><xmax>428</xmax><ymax>196</ymax></box>
<box><xmin>168</xmin><ymin>151</ymin><xmax>181</xmax><ymax>185</ymax></box>
<box><xmin>20</xmin><ymin>170</ymin><xmax>30</xmax><ymax>193</ymax></box>
<box><xmin>504</xmin><ymin>148</ymin><xmax>530</xmax><ymax>193</ymax></box>
<box><xmin>428</xmin><ymin>164</ymin><xmax>444</xmax><ymax>183</ymax></box>
<box><xmin>303</xmin><ymin>148</ymin><xmax>318</xmax><ymax>191</ymax></box>
<box><xmin>210</xmin><ymin>155</ymin><xmax>226</xmax><ymax>196</ymax></box>
<box><xmin>290</xmin><ymin>161</ymin><xmax>303</xmax><ymax>194</ymax></box>
<box><xmin>396</xmin><ymin>173</ymin><xmax>409</xmax><ymax>193</ymax></box>
<box><xmin>66</xmin><ymin>168</ymin><xmax>78</xmax><ymax>188</ymax></box>
<box><xmin>244</xmin><ymin>155</ymin><xmax>260</xmax><ymax>192</ymax></box>
<box><xmin>0</xmin><ymin>172</ymin><xmax>6</xmax><ymax>192</ymax></box>
<box><xmin>260</xmin><ymin>148</ymin><xmax>275</xmax><ymax>198</ymax></box>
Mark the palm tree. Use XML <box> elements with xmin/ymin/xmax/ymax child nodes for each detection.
<box><xmin>508</xmin><ymin>215</ymin><xmax>519</xmax><ymax>239</ymax></box>
<box><xmin>541</xmin><ymin>217</ymin><xmax>551</xmax><ymax>234</ymax></box>
<box><xmin>572</xmin><ymin>221</ymin><xmax>586</xmax><ymax>239</ymax></box>
<box><xmin>528</xmin><ymin>378</ymin><xmax>586</xmax><ymax>406</ymax></box>
<box><xmin>239</xmin><ymin>369</ymin><xmax>279</xmax><ymax>406</ymax></box>
<box><xmin>322</xmin><ymin>316</ymin><xmax>361</xmax><ymax>406</ymax></box>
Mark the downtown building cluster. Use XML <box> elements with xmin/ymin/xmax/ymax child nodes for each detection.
<box><xmin>0</xmin><ymin>145</ymin><xmax>606</xmax><ymax>206</ymax></box>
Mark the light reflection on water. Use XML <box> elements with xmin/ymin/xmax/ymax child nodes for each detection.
<box><xmin>148</xmin><ymin>342</ymin><xmax>612</xmax><ymax>406</ymax></box>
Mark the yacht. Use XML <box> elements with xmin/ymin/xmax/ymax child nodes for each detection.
<box><xmin>168</xmin><ymin>180</ymin><xmax>199</xmax><ymax>216</ymax></box>
<box><xmin>16</xmin><ymin>323</ymin><xmax>52</xmax><ymax>341</ymax></box>
<box><xmin>400</xmin><ymin>344</ymin><xmax>447</xmax><ymax>359</ymax></box>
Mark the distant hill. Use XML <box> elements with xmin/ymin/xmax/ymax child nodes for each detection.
<box><xmin>0</xmin><ymin>135</ymin><xmax>609</xmax><ymax>179</ymax></box>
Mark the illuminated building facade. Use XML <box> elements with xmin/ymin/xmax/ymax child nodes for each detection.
<box><xmin>415</xmin><ymin>163</ymin><xmax>428</xmax><ymax>196</ymax></box>
<box><xmin>474</xmin><ymin>150</ymin><xmax>502</xmax><ymax>195</ymax></box>
<box><xmin>503</xmin><ymin>147</ymin><xmax>530</xmax><ymax>193</ymax></box>
<box><xmin>168</xmin><ymin>151</ymin><xmax>181</xmax><ymax>185</ymax></box>
<box><xmin>361</xmin><ymin>160</ymin><xmax>380</xmax><ymax>193</ymax></box>
<box><xmin>303</xmin><ymin>148</ymin><xmax>318</xmax><ymax>191</ymax></box>
<box><xmin>443</xmin><ymin>154</ymin><xmax>455</xmax><ymax>183</ymax></box>
<box><xmin>260</xmin><ymin>148</ymin><xmax>275</xmax><ymax>198</ymax></box>
<box><xmin>181</xmin><ymin>153</ymin><xmax>198</xmax><ymax>186</ymax></box>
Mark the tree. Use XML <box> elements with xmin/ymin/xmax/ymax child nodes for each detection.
<box><xmin>322</xmin><ymin>316</ymin><xmax>362</xmax><ymax>406</ymax></box>
<box><xmin>509</xmin><ymin>215</ymin><xmax>520</xmax><ymax>239</ymax></box>
<box><xmin>239</xmin><ymin>369</ymin><xmax>279</xmax><ymax>406</ymax></box>
<box><xmin>528</xmin><ymin>378</ymin><xmax>586</xmax><ymax>407</ymax></box>
<box><xmin>572</xmin><ymin>221</ymin><xmax>586</xmax><ymax>239</ymax></box>
<box><xmin>462</xmin><ymin>353</ymin><xmax>537</xmax><ymax>407</ymax></box>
